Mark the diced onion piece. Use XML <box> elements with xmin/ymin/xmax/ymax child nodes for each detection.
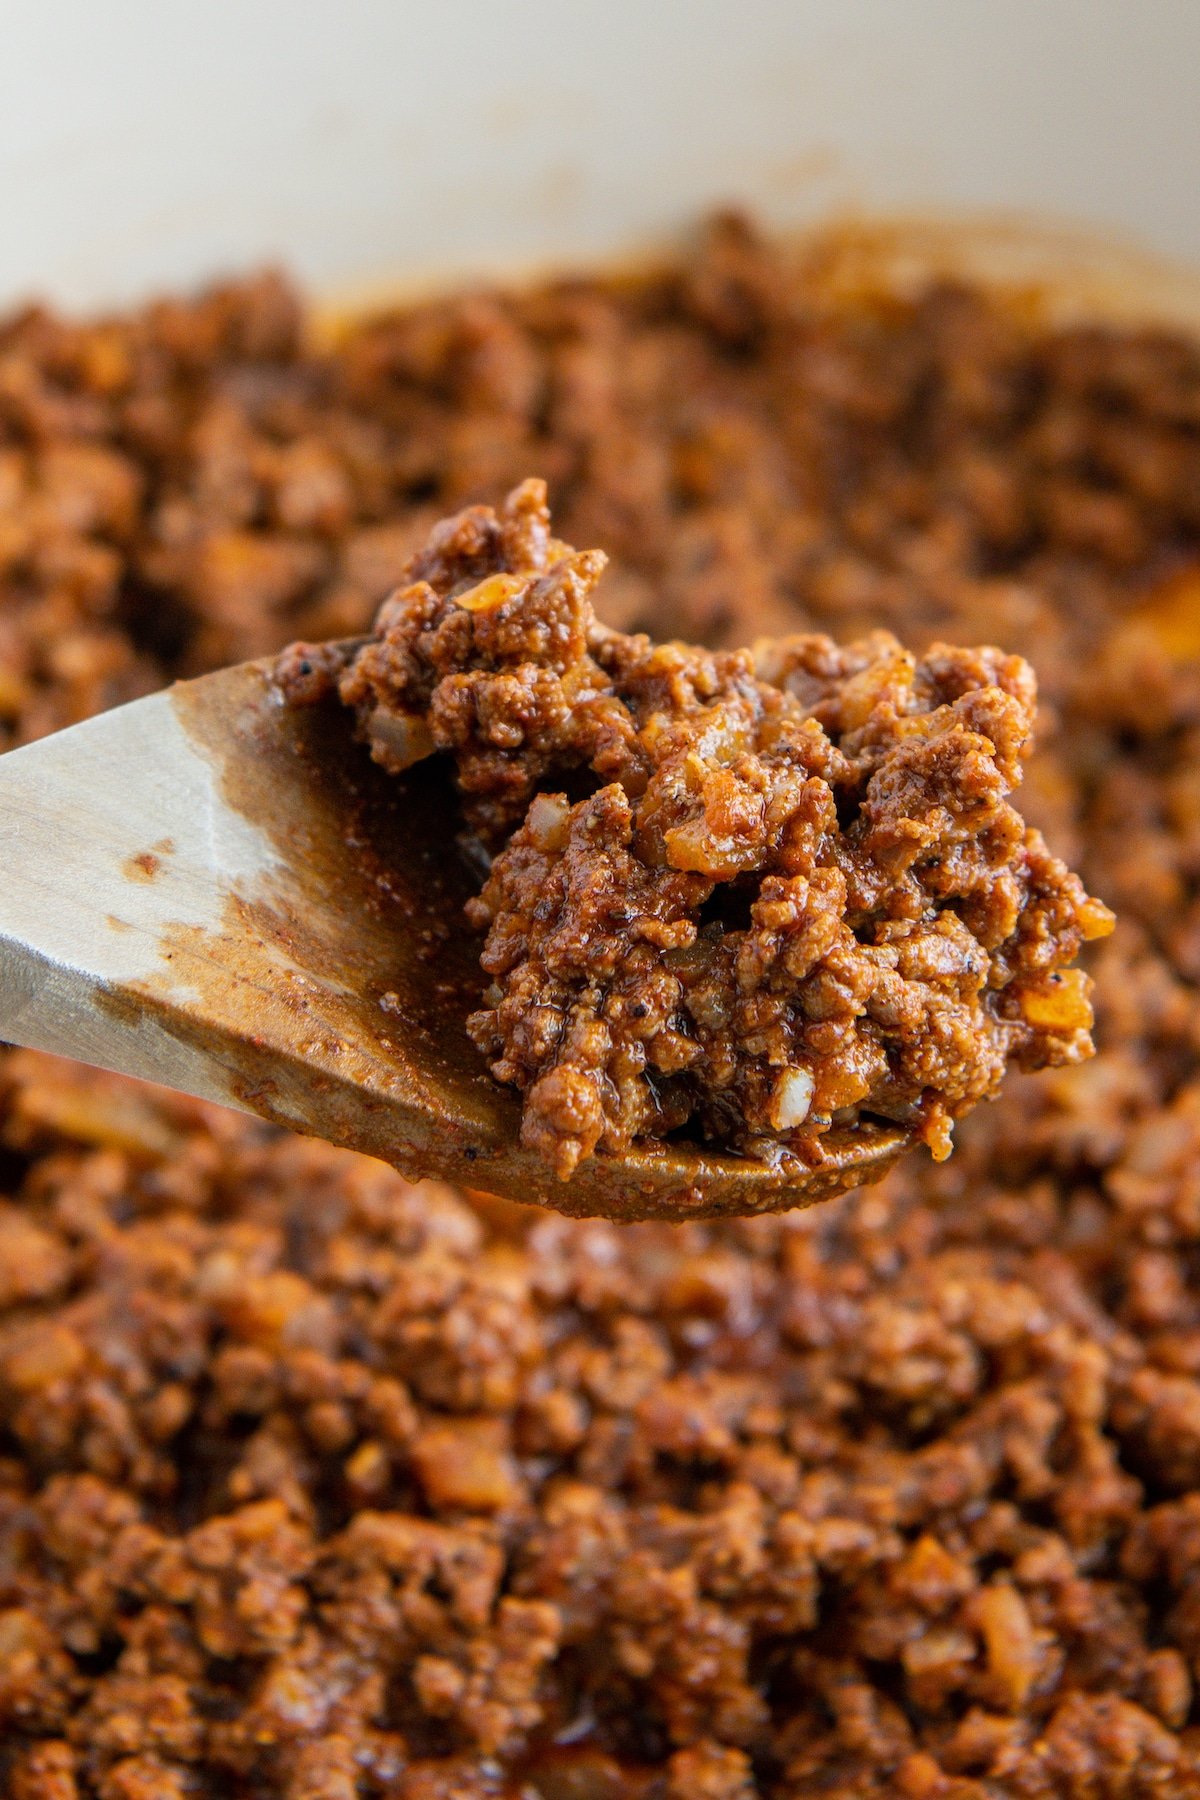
<box><xmin>769</xmin><ymin>1066</ymin><xmax>815</xmax><ymax>1131</ymax></box>
<box><xmin>367</xmin><ymin>705</ymin><xmax>436</xmax><ymax>771</ymax></box>
<box><xmin>526</xmin><ymin>792</ymin><xmax>571</xmax><ymax>852</ymax></box>
<box><xmin>1020</xmin><ymin>968</ymin><xmax>1093</xmax><ymax>1032</ymax></box>
<box><xmin>750</xmin><ymin>637</ymin><xmax>786</xmax><ymax>685</ymax></box>
<box><xmin>455</xmin><ymin>573</ymin><xmax>526</xmax><ymax>613</ymax></box>
<box><xmin>922</xmin><ymin>1105</ymin><xmax>954</xmax><ymax>1163</ymax></box>
<box><xmin>975</xmin><ymin>1584</ymin><xmax>1038</xmax><ymax>1711</ymax></box>
<box><xmin>1132</xmin><ymin>566</ymin><xmax>1200</xmax><ymax>662</ymax></box>
<box><xmin>1079</xmin><ymin>895</ymin><xmax>1116</xmax><ymax>941</ymax></box>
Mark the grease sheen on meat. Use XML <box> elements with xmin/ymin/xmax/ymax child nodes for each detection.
<box><xmin>282</xmin><ymin>479</ymin><xmax>1111</xmax><ymax>1178</ymax></box>
<box><xmin>0</xmin><ymin>213</ymin><xmax>1199</xmax><ymax>1797</ymax></box>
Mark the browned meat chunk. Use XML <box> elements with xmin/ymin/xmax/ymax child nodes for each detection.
<box><xmin>286</xmin><ymin>480</ymin><xmax>1111</xmax><ymax>1177</ymax></box>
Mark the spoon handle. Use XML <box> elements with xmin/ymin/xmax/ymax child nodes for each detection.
<box><xmin>0</xmin><ymin>686</ymin><xmax>260</xmax><ymax>1109</ymax></box>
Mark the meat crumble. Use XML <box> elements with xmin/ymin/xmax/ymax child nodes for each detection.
<box><xmin>281</xmin><ymin>480</ymin><xmax>1111</xmax><ymax>1178</ymax></box>
<box><xmin>0</xmin><ymin>212</ymin><xmax>1199</xmax><ymax>1796</ymax></box>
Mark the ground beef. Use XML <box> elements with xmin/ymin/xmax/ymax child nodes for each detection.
<box><xmin>280</xmin><ymin>480</ymin><xmax>1110</xmax><ymax>1178</ymax></box>
<box><xmin>1</xmin><ymin>212</ymin><xmax>1200</xmax><ymax>1796</ymax></box>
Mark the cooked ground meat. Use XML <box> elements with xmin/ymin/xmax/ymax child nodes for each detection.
<box><xmin>1</xmin><ymin>212</ymin><xmax>1200</xmax><ymax>1796</ymax></box>
<box><xmin>280</xmin><ymin>480</ymin><xmax>1111</xmax><ymax>1178</ymax></box>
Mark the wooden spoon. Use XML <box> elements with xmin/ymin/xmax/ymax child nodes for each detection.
<box><xmin>0</xmin><ymin>656</ymin><xmax>908</xmax><ymax>1220</ymax></box>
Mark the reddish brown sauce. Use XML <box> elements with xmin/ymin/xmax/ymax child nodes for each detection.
<box><xmin>122</xmin><ymin>850</ymin><xmax>163</xmax><ymax>883</ymax></box>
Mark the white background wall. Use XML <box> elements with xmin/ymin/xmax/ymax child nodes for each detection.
<box><xmin>2</xmin><ymin>0</ymin><xmax>1198</xmax><ymax>308</ymax></box>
